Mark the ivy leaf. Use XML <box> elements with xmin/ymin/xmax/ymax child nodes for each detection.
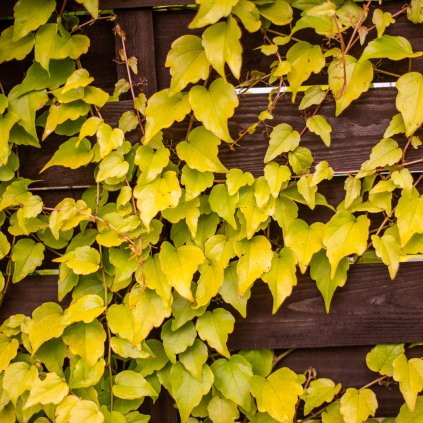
<box><xmin>372</xmin><ymin>10</ymin><xmax>395</xmax><ymax>38</ymax></box>
<box><xmin>54</xmin><ymin>246</ymin><xmax>100</xmax><ymax>275</ymax></box>
<box><xmin>393</xmin><ymin>353</ymin><xmax>423</xmax><ymax>411</ymax></box>
<box><xmin>166</xmin><ymin>35</ymin><xmax>210</xmax><ymax>95</ymax></box>
<box><xmin>143</xmin><ymin>254</ymin><xmax>172</xmax><ymax>306</ymax></box>
<box><xmin>328</xmin><ymin>56</ymin><xmax>373</xmax><ymax>116</ymax></box>
<box><xmin>35</xmin><ymin>339</ymin><xmax>67</xmax><ymax>376</ymax></box>
<box><xmin>207</xmin><ymin>395</ymin><xmax>239</xmax><ymax>423</ymax></box>
<box><xmin>366</xmin><ymin>344</ymin><xmax>405</xmax><ymax>377</ymax></box>
<box><xmin>339</xmin><ymin>388</ymin><xmax>378</xmax><ymax>423</ymax></box>
<box><xmin>11</xmin><ymin>238</ymin><xmax>45</xmax><ymax>283</ymax></box>
<box><xmin>0</xmin><ymin>27</ymin><xmax>34</xmax><ymax>63</ymax></box>
<box><xmin>251</xmin><ymin>368</ymin><xmax>303</xmax><ymax>422</ymax></box>
<box><xmin>234</xmin><ymin>235</ymin><xmax>273</xmax><ymax>295</ymax></box>
<box><xmin>134</xmin><ymin>171</ymin><xmax>182</xmax><ymax>230</ymax></box>
<box><xmin>3</xmin><ymin>362</ymin><xmax>38</xmax><ymax>406</ymax></box>
<box><xmin>226</xmin><ymin>168</ymin><xmax>254</xmax><ymax>195</ymax></box>
<box><xmin>312</xmin><ymin>161</ymin><xmax>334</xmax><ymax>186</ymax></box>
<box><xmin>323</xmin><ymin>211</ymin><xmax>370</xmax><ymax>278</ymax></box>
<box><xmin>62</xmin><ymin>295</ymin><xmax>105</xmax><ymax>325</ymax></box>
<box><xmin>407</xmin><ymin>0</ymin><xmax>423</xmax><ymax>23</ymax></box>
<box><xmin>211</xmin><ymin>355</ymin><xmax>253</xmax><ymax>410</ymax></box>
<box><xmin>285</xmin><ymin>220</ymin><xmax>324</xmax><ymax>273</ymax></box>
<box><xmin>361</xmin><ymin>35</ymin><xmax>422</xmax><ymax>61</ymax></box>
<box><xmin>397</xmin><ymin>396</ymin><xmax>423</xmax><ymax>422</ymax></box>
<box><xmin>144</xmin><ymin>89</ymin><xmax>191</xmax><ymax>144</ymax></box>
<box><xmin>264</xmin><ymin>162</ymin><xmax>291</xmax><ymax>198</ymax></box>
<box><xmin>0</xmin><ymin>336</ymin><xmax>19</xmax><ymax>372</ymax></box>
<box><xmin>179</xmin><ymin>339</ymin><xmax>209</xmax><ymax>381</ymax></box>
<box><xmin>232</xmin><ymin>0</ymin><xmax>261</xmax><ymax>32</ymax></box>
<box><xmin>189</xmin><ymin>78</ymin><xmax>238</xmax><ymax>143</ymax></box>
<box><xmin>359</xmin><ymin>138</ymin><xmax>402</xmax><ymax>175</ymax></box>
<box><xmin>286</xmin><ymin>42</ymin><xmax>325</xmax><ymax>102</ymax></box>
<box><xmin>0</xmin><ymin>231</ymin><xmax>11</xmax><ymax>260</ymax></box>
<box><xmin>371</xmin><ymin>232</ymin><xmax>401</xmax><ymax>279</ymax></box>
<box><xmin>262</xmin><ymin>248</ymin><xmax>297</xmax><ymax>314</ymax></box>
<box><xmin>135</xmin><ymin>145</ymin><xmax>170</xmax><ymax>185</ymax></box>
<box><xmin>195</xmin><ymin>261</ymin><xmax>225</xmax><ymax>308</ymax></box>
<box><xmin>258</xmin><ymin>0</ymin><xmax>293</xmax><ymax>25</ymax></box>
<box><xmin>307</xmin><ymin>115</ymin><xmax>332</xmax><ymax>147</ymax></box>
<box><xmin>395</xmin><ymin>188</ymin><xmax>423</xmax><ymax>247</ymax></box>
<box><xmin>96</xmin><ymin>123</ymin><xmax>124</xmax><ymax>158</ymax></box>
<box><xmin>209</xmin><ymin>184</ymin><xmax>238</xmax><ymax>229</ymax></box>
<box><xmin>396</xmin><ymin>72</ymin><xmax>423</xmax><ymax>137</ymax></box>
<box><xmin>300</xmin><ymin>86</ymin><xmax>327</xmax><ymax>110</ymax></box>
<box><xmin>181</xmin><ymin>166</ymin><xmax>214</xmax><ymax>201</ymax></box>
<box><xmin>202</xmin><ymin>17</ymin><xmax>242</xmax><ymax>80</ymax></box>
<box><xmin>196</xmin><ymin>308</ymin><xmax>235</xmax><ymax>358</ymax></box>
<box><xmin>159</xmin><ymin>241</ymin><xmax>205</xmax><ymax>301</ymax></box>
<box><xmin>264</xmin><ymin>123</ymin><xmax>300</xmax><ymax>163</ymax></box>
<box><xmin>41</xmin><ymin>137</ymin><xmax>93</xmax><ymax>172</ymax></box>
<box><xmin>25</xmin><ymin>373</ymin><xmax>69</xmax><ymax>408</ymax></box>
<box><xmin>322</xmin><ymin>400</ymin><xmax>344</xmax><ymax>423</ymax></box>
<box><xmin>75</xmin><ymin>0</ymin><xmax>99</xmax><ymax>18</ymax></box>
<box><xmin>189</xmin><ymin>0</ymin><xmax>239</xmax><ymax>28</ymax></box>
<box><xmin>162</xmin><ymin>320</ymin><xmax>197</xmax><ymax>363</ymax></box>
<box><xmin>302</xmin><ymin>378</ymin><xmax>342</xmax><ymax>415</ymax></box>
<box><xmin>170</xmin><ymin>362</ymin><xmax>214</xmax><ymax>423</ymax></box>
<box><xmin>177</xmin><ymin>126</ymin><xmax>228</xmax><ymax>173</ymax></box>
<box><xmin>13</xmin><ymin>0</ymin><xmax>56</xmax><ymax>41</ymax></box>
<box><xmin>113</xmin><ymin>370</ymin><xmax>158</xmax><ymax>400</ymax></box>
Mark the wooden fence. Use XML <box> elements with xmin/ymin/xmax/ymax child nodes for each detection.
<box><xmin>1</xmin><ymin>0</ymin><xmax>423</xmax><ymax>419</ymax></box>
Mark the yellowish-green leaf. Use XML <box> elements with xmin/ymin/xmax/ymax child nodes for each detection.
<box><xmin>322</xmin><ymin>400</ymin><xmax>344</xmax><ymax>423</ymax></box>
<box><xmin>208</xmin><ymin>395</ymin><xmax>239</xmax><ymax>423</ymax></box>
<box><xmin>226</xmin><ymin>168</ymin><xmax>255</xmax><ymax>196</ymax></box>
<box><xmin>258</xmin><ymin>0</ymin><xmax>293</xmax><ymax>25</ymax></box>
<box><xmin>359</xmin><ymin>138</ymin><xmax>402</xmax><ymax>175</ymax></box>
<box><xmin>209</xmin><ymin>184</ymin><xmax>238</xmax><ymax>229</ymax></box>
<box><xmin>397</xmin><ymin>396</ymin><xmax>423</xmax><ymax>422</ymax></box>
<box><xmin>75</xmin><ymin>0</ymin><xmax>99</xmax><ymax>18</ymax></box>
<box><xmin>396</xmin><ymin>72</ymin><xmax>423</xmax><ymax>137</ymax></box>
<box><xmin>54</xmin><ymin>246</ymin><xmax>100</xmax><ymax>275</ymax></box>
<box><xmin>196</xmin><ymin>308</ymin><xmax>235</xmax><ymax>358</ymax></box>
<box><xmin>307</xmin><ymin>115</ymin><xmax>332</xmax><ymax>147</ymax></box>
<box><xmin>202</xmin><ymin>17</ymin><xmax>242</xmax><ymax>80</ymax></box>
<box><xmin>135</xmin><ymin>145</ymin><xmax>170</xmax><ymax>185</ymax></box>
<box><xmin>12</xmin><ymin>238</ymin><xmax>45</xmax><ymax>283</ymax></box>
<box><xmin>179</xmin><ymin>339</ymin><xmax>208</xmax><ymax>381</ymax></box>
<box><xmin>3</xmin><ymin>362</ymin><xmax>38</xmax><ymax>406</ymax></box>
<box><xmin>302</xmin><ymin>378</ymin><xmax>342</xmax><ymax>415</ymax></box>
<box><xmin>264</xmin><ymin>162</ymin><xmax>291</xmax><ymax>198</ymax></box>
<box><xmin>162</xmin><ymin>320</ymin><xmax>197</xmax><ymax>362</ymax></box>
<box><xmin>189</xmin><ymin>78</ymin><xmax>238</xmax><ymax>143</ymax></box>
<box><xmin>372</xmin><ymin>9</ymin><xmax>395</xmax><ymax>38</ymax></box>
<box><xmin>113</xmin><ymin>370</ymin><xmax>158</xmax><ymax>400</ymax></box>
<box><xmin>366</xmin><ymin>344</ymin><xmax>405</xmax><ymax>377</ymax></box>
<box><xmin>189</xmin><ymin>0</ymin><xmax>239</xmax><ymax>28</ymax></box>
<box><xmin>340</xmin><ymin>388</ymin><xmax>378</xmax><ymax>423</ymax></box>
<box><xmin>195</xmin><ymin>261</ymin><xmax>225</xmax><ymax>308</ymax></box>
<box><xmin>0</xmin><ymin>336</ymin><xmax>19</xmax><ymax>372</ymax></box>
<box><xmin>323</xmin><ymin>211</ymin><xmax>370</xmax><ymax>278</ymax></box>
<box><xmin>262</xmin><ymin>248</ymin><xmax>297</xmax><ymax>314</ymax></box>
<box><xmin>264</xmin><ymin>123</ymin><xmax>300</xmax><ymax>163</ymax></box>
<box><xmin>361</xmin><ymin>35</ymin><xmax>422</xmax><ymax>61</ymax></box>
<box><xmin>25</xmin><ymin>373</ymin><xmax>69</xmax><ymax>408</ymax></box>
<box><xmin>232</xmin><ymin>0</ymin><xmax>261</xmax><ymax>32</ymax></box>
<box><xmin>63</xmin><ymin>294</ymin><xmax>105</xmax><ymax>325</ymax></box>
<box><xmin>407</xmin><ymin>0</ymin><xmax>423</xmax><ymax>23</ymax></box>
<box><xmin>371</xmin><ymin>232</ymin><xmax>401</xmax><ymax>279</ymax></box>
<box><xmin>181</xmin><ymin>166</ymin><xmax>214</xmax><ymax>201</ymax></box>
<box><xmin>96</xmin><ymin>123</ymin><xmax>124</xmax><ymax>158</ymax></box>
<box><xmin>0</xmin><ymin>27</ymin><xmax>34</xmax><ymax>64</ymax></box>
<box><xmin>384</xmin><ymin>113</ymin><xmax>406</xmax><ymax>138</ymax></box>
<box><xmin>300</xmin><ymin>86</ymin><xmax>327</xmax><ymax>110</ymax></box>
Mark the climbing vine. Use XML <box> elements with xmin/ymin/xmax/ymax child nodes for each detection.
<box><xmin>0</xmin><ymin>0</ymin><xmax>423</xmax><ymax>421</ymax></box>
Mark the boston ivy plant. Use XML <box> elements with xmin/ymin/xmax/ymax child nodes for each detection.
<box><xmin>0</xmin><ymin>0</ymin><xmax>423</xmax><ymax>421</ymax></box>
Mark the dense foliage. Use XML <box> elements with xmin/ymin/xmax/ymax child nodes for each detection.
<box><xmin>0</xmin><ymin>0</ymin><xmax>423</xmax><ymax>421</ymax></box>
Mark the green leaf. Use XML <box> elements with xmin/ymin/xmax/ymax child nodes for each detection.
<box><xmin>340</xmin><ymin>388</ymin><xmax>377</xmax><ymax>423</ymax></box>
<box><xmin>13</xmin><ymin>0</ymin><xmax>55</xmax><ymax>40</ymax></box>
<box><xmin>28</xmin><ymin>303</ymin><xmax>67</xmax><ymax>353</ymax></box>
<box><xmin>371</xmin><ymin>232</ymin><xmax>401</xmax><ymax>279</ymax></box>
<box><xmin>166</xmin><ymin>35</ymin><xmax>210</xmax><ymax>95</ymax></box>
<box><xmin>189</xmin><ymin>78</ymin><xmax>238</xmax><ymax>143</ymax></box>
<box><xmin>41</xmin><ymin>137</ymin><xmax>93</xmax><ymax>172</ymax></box>
<box><xmin>0</xmin><ymin>231</ymin><xmax>11</xmax><ymax>260</ymax></box>
<box><xmin>181</xmin><ymin>166</ymin><xmax>214</xmax><ymax>201</ymax></box>
<box><xmin>286</xmin><ymin>42</ymin><xmax>325</xmax><ymax>101</ymax></box>
<box><xmin>258</xmin><ymin>0</ymin><xmax>293</xmax><ymax>25</ymax></box>
<box><xmin>96</xmin><ymin>152</ymin><xmax>129</xmax><ymax>183</ymax></box>
<box><xmin>232</xmin><ymin>0</ymin><xmax>261</xmax><ymax>32</ymax></box>
<box><xmin>285</xmin><ymin>220</ymin><xmax>324</xmax><ymax>273</ymax></box>
<box><xmin>179</xmin><ymin>339</ymin><xmax>209</xmax><ymax>380</ymax></box>
<box><xmin>96</xmin><ymin>123</ymin><xmax>124</xmax><ymax>158</ymax></box>
<box><xmin>113</xmin><ymin>370</ymin><xmax>158</xmax><ymax>400</ymax></box>
<box><xmin>177</xmin><ymin>126</ymin><xmax>228</xmax><ymax>173</ymax></box>
<box><xmin>11</xmin><ymin>238</ymin><xmax>45</xmax><ymax>283</ymax></box>
<box><xmin>397</xmin><ymin>396</ymin><xmax>423</xmax><ymax>422</ymax></box>
<box><xmin>262</xmin><ymin>249</ymin><xmax>297</xmax><ymax>314</ymax></box>
<box><xmin>366</xmin><ymin>344</ymin><xmax>404</xmax><ymax>377</ymax></box>
<box><xmin>372</xmin><ymin>9</ymin><xmax>395</xmax><ymax>38</ymax></box>
<box><xmin>312</xmin><ymin>161</ymin><xmax>334</xmax><ymax>186</ymax></box>
<box><xmin>162</xmin><ymin>320</ymin><xmax>197</xmax><ymax>362</ymax></box>
<box><xmin>195</xmin><ymin>261</ymin><xmax>224</xmax><ymax>308</ymax></box>
<box><xmin>238</xmin><ymin>349</ymin><xmax>274</xmax><ymax>378</ymax></box>
<box><xmin>302</xmin><ymin>378</ymin><xmax>342</xmax><ymax>415</ymax></box>
<box><xmin>189</xmin><ymin>0</ymin><xmax>239</xmax><ymax>28</ymax></box>
<box><xmin>361</xmin><ymin>35</ymin><xmax>422</xmax><ymax>61</ymax></box>
<box><xmin>211</xmin><ymin>355</ymin><xmax>253</xmax><ymax>410</ymax></box>
<box><xmin>0</xmin><ymin>27</ymin><xmax>34</xmax><ymax>63</ymax></box>
<box><xmin>396</xmin><ymin>72</ymin><xmax>423</xmax><ymax>137</ymax></box>
<box><xmin>202</xmin><ymin>17</ymin><xmax>242</xmax><ymax>80</ymax></box>
<box><xmin>159</xmin><ymin>241</ymin><xmax>205</xmax><ymax>301</ymax></box>
<box><xmin>395</xmin><ymin>188</ymin><xmax>423</xmax><ymax>247</ymax></box>
<box><xmin>170</xmin><ymin>363</ymin><xmax>214</xmax><ymax>423</ymax></box>
<box><xmin>25</xmin><ymin>373</ymin><xmax>69</xmax><ymax>408</ymax></box>
<box><xmin>299</xmin><ymin>86</ymin><xmax>327</xmax><ymax>110</ymax></box>
<box><xmin>264</xmin><ymin>162</ymin><xmax>291</xmax><ymax>198</ymax></box>
<box><xmin>75</xmin><ymin>0</ymin><xmax>99</xmax><ymax>18</ymax></box>
<box><xmin>407</xmin><ymin>0</ymin><xmax>423</xmax><ymax>23</ymax></box>
<box><xmin>196</xmin><ymin>308</ymin><xmax>235</xmax><ymax>358</ymax></box>
<box><xmin>3</xmin><ymin>362</ymin><xmax>38</xmax><ymax>406</ymax></box>
<box><xmin>226</xmin><ymin>169</ymin><xmax>254</xmax><ymax>196</ymax></box>
<box><xmin>359</xmin><ymin>138</ymin><xmax>402</xmax><ymax>174</ymax></box>
<box><xmin>323</xmin><ymin>211</ymin><xmax>370</xmax><ymax>278</ymax></box>
<box><xmin>35</xmin><ymin>339</ymin><xmax>67</xmax><ymax>376</ymax></box>
<box><xmin>328</xmin><ymin>56</ymin><xmax>373</xmax><ymax>116</ymax></box>
<box><xmin>234</xmin><ymin>235</ymin><xmax>273</xmax><ymax>295</ymax></box>
<box><xmin>322</xmin><ymin>400</ymin><xmax>344</xmax><ymax>423</ymax></box>
<box><xmin>68</xmin><ymin>356</ymin><xmax>105</xmax><ymax>389</ymax></box>
<box><xmin>0</xmin><ymin>336</ymin><xmax>19</xmax><ymax>371</ymax></box>
<box><xmin>143</xmin><ymin>254</ymin><xmax>172</xmax><ymax>306</ymax></box>
<box><xmin>134</xmin><ymin>171</ymin><xmax>181</xmax><ymax>230</ymax></box>
<box><xmin>207</xmin><ymin>395</ymin><xmax>239</xmax><ymax>423</ymax></box>
<box><xmin>393</xmin><ymin>353</ymin><xmax>423</xmax><ymax>411</ymax></box>
<box><xmin>63</xmin><ymin>294</ymin><xmax>105</xmax><ymax>325</ymax></box>
<box><xmin>307</xmin><ymin>115</ymin><xmax>332</xmax><ymax>147</ymax></box>
<box><xmin>251</xmin><ymin>368</ymin><xmax>303</xmax><ymax>422</ymax></box>
<box><xmin>264</xmin><ymin>123</ymin><xmax>300</xmax><ymax>163</ymax></box>
<box><xmin>54</xmin><ymin>246</ymin><xmax>100</xmax><ymax>275</ymax></box>
<box><xmin>144</xmin><ymin>89</ymin><xmax>191</xmax><ymax>144</ymax></box>
<box><xmin>209</xmin><ymin>184</ymin><xmax>238</xmax><ymax>229</ymax></box>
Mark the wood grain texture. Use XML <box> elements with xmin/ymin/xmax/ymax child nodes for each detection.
<box><xmin>115</xmin><ymin>8</ymin><xmax>158</xmax><ymax>97</ymax></box>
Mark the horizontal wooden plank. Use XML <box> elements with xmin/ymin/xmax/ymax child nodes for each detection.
<box><xmin>229</xmin><ymin>262</ymin><xmax>423</xmax><ymax>350</ymax></box>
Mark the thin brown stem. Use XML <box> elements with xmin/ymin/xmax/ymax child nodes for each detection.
<box><xmin>360</xmin><ymin>375</ymin><xmax>389</xmax><ymax>390</ymax></box>
<box><xmin>344</xmin><ymin>0</ymin><xmax>372</xmax><ymax>55</ymax></box>
<box><xmin>300</xmin><ymin>91</ymin><xmax>329</xmax><ymax>136</ymax></box>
